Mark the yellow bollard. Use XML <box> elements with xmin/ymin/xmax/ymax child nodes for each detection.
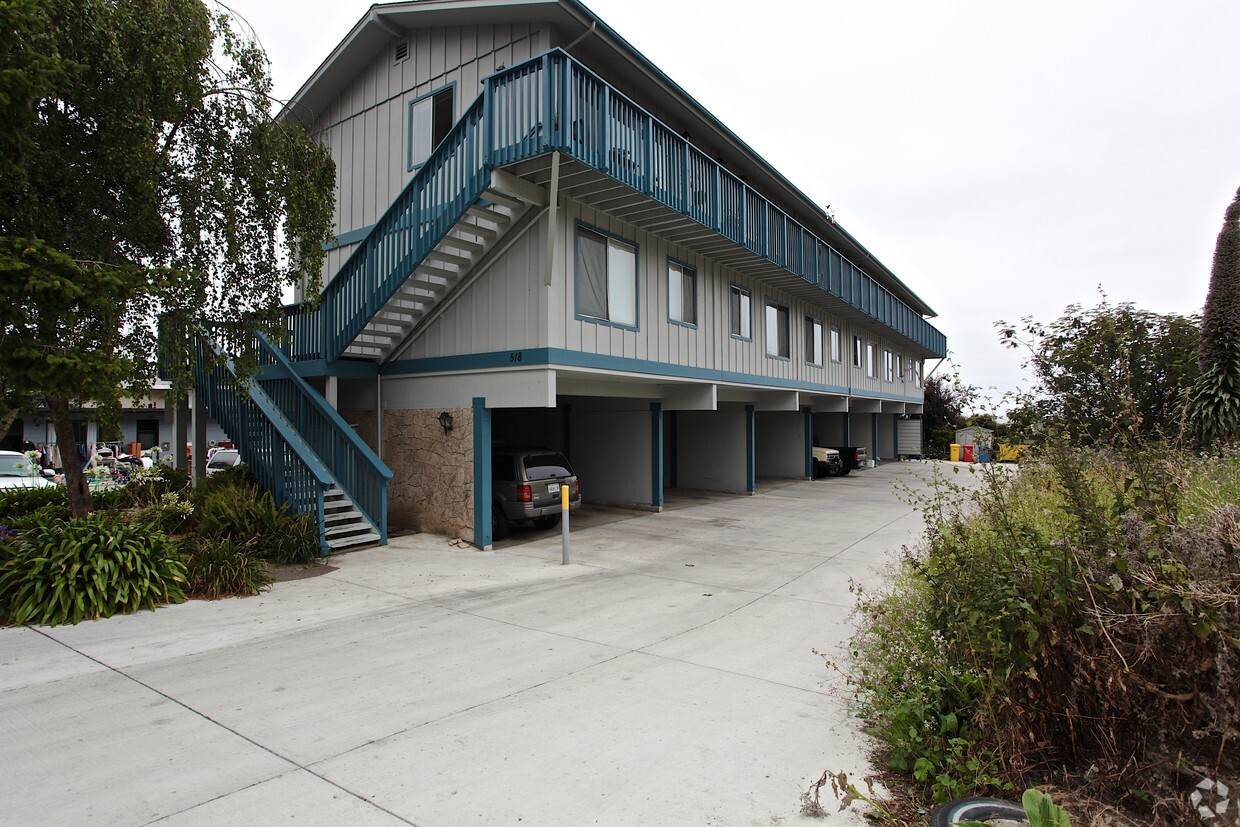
<box><xmin>560</xmin><ymin>483</ymin><xmax>570</xmax><ymax>565</ymax></box>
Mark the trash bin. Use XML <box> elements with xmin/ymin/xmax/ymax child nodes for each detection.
<box><xmin>962</xmin><ymin>444</ymin><xmax>975</xmax><ymax>463</ymax></box>
<box><xmin>950</xmin><ymin>443</ymin><xmax>961</xmax><ymax>462</ymax></box>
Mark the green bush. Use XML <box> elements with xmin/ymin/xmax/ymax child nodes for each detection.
<box><xmin>133</xmin><ymin>492</ymin><xmax>195</xmax><ymax>535</ymax></box>
<box><xmin>847</xmin><ymin>447</ymin><xmax>1240</xmax><ymax>821</ymax></box>
<box><xmin>0</xmin><ymin>515</ymin><xmax>187</xmax><ymax>626</ymax></box>
<box><xmin>194</xmin><ymin>469</ymin><xmax>320</xmax><ymax>564</ymax></box>
<box><xmin>185</xmin><ymin>538</ymin><xmax>271</xmax><ymax>599</ymax></box>
<box><xmin>0</xmin><ymin>486</ymin><xmax>70</xmax><ymax>527</ymax></box>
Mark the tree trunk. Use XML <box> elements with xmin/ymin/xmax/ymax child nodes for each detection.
<box><xmin>0</xmin><ymin>407</ymin><xmax>17</xmax><ymax>444</ymax></box>
<box><xmin>49</xmin><ymin>399</ymin><xmax>92</xmax><ymax>518</ymax></box>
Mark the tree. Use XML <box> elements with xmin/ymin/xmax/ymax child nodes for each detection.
<box><xmin>922</xmin><ymin>373</ymin><xmax>970</xmax><ymax>458</ymax></box>
<box><xmin>997</xmin><ymin>298</ymin><xmax>1200</xmax><ymax>449</ymax></box>
<box><xmin>0</xmin><ymin>0</ymin><xmax>335</xmax><ymax>516</ymax></box>
<box><xmin>1184</xmin><ymin>186</ymin><xmax>1240</xmax><ymax>448</ymax></box>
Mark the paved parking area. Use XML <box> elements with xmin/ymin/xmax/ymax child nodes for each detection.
<box><xmin>0</xmin><ymin>461</ymin><xmax>949</xmax><ymax>826</ymax></box>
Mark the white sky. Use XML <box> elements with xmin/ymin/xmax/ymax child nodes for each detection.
<box><xmin>229</xmin><ymin>0</ymin><xmax>1240</xmax><ymax>408</ymax></box>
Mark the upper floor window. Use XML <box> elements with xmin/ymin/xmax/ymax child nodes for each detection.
<box><xmin>730</xmin><ymin>285</ymin><xmax>752</xmax><ymax>340</ymax></box>
<box><xmin>913</xmin><ymin>359</ymin><xmax>923</xmax><ymax>387</ymax></box>
<box><xmin>409</xmin><ymin>86</ymin><xmax>454</xmax><ymax>170</ymax></box>
<box><xmin>576</xmin><ymin>226</ymin><xmax>637</xmax><ymax>328</ymax></box>
<box><xmin>884</xmin><ymin>348</ymin><xmax>894</xmax><ymax>382</ymax></box>
<box><xmin>830</xmin><ymin>326</ymin><xmax>841</xmax><ymax>363</ymax></box>
<box><xmin>668</xmin><ymin>260</ymin><xmax>697</xmax><ymax>326</ymax></box>
<box><xmin>805</xmin><ymin>316</ymin><xmax>823</xmax><ymax>366</ymax></box>
<box><xmin>866</xmin><ymin>341</ymin><xmax>877</xmax><ymax>378</ymax></box>
<box><xmin>895</xmin><ymin>354</ymin><xmax>904</xmax><ymax>383</ymax></box>
<box><xmin>765</xmin><ymin>302</ymin><xmax>790</xmax><ymax>359</ymax></box>
<box><xmin>852</xmin><ymin>335</ymin><xmax>863</xmax><ymax>368</ymax></box>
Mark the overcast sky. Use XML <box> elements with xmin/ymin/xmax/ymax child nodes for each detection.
<box><xmin>228</xmin><ymin>0</ymin><xmax>1240</xmax><ymax>409</ymax></box>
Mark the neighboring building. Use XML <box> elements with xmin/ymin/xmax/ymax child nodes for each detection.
<box><xmin>3</xmin><ymin>383</ymin><xmax>227</xmax><ymax>462</ymax></box>
<box><xmin>196</xmin><ymin>0</ymin><xmax>946</xmax><ymax>551</ymax></box>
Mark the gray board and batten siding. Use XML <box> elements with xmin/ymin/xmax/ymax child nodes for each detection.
<box><xmin>310</xmin><ymin>22</ymin><xmax>555</xmax><ymax>285</ymax></box>
<box><xmin>392</xmin><ymin>200</ymin><xmax>926</xmax><ymax>402</ymax></box>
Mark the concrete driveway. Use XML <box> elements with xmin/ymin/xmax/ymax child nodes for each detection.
<box><xmin>0</xmin><ymin>462</ymin><xmax>943</xmax><ymax>826</ymax></box>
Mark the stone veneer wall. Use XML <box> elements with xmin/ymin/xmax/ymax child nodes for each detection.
<box><xmin>342</xmin><ymin>407</ymin><xmax>475</xmax><ymax>543</ymax></box>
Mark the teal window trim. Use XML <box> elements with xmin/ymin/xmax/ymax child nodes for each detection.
<box><xmin>407</xmin><ymin>83</ymin><xmax>457</xmax><ymax>172</ymax></box>
<box><xmin>573</xmin><ymin>221</ymin><xmax>640</xmax><ymax>332</ymax></box>
<box><xmin>851</xmin><ymin>334</ymin><xmax>863</xmax><ymax>369</ymax></box>
<box><xmin>729</xmin><ymin>283</ymin><xmax>752</xmax><ymax>342</ymax></box>
<box><xmin>804</xmin><ymin>314</ymin><xmax>824</xmax><ymax>367</ymax></box>
<box><xmin>763</xmin><ymin>299</ymin><xmax>790</xmax><ymax>361</ymax></box>
<box><xmin>666</xmin><ymin>257</ymin><xmax>698</xmax><ymax>328</ymax></box>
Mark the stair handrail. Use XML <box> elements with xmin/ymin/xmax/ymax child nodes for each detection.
<box><xmin>253</xmin><ymin>330</ymin><xmax>392</xmax><ymax>542</ymax></box>
<box><xmin>315</xmin><ymin>93</ymin><xmax>489</xmax><ymax>362</ymax></box>
<box><xmin>195</xmin><ymin>339</ymin><xmax>333</xmax><ymax>554</ymax></box>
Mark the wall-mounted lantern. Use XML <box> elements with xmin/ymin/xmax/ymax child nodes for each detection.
<box><xmin>437</xmin><ymin>411</ymin><xmax>454</xmax><ymax>436</ymax></box>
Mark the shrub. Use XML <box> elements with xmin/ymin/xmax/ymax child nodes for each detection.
<box><xmin>0</xmin><ymin>487</ymin><xmax>70</xmax><ymax>527</ymax></box>
<box><xmin>133</xmin><ymin>492</ymin><xmax>195</xmax><ymax>535</ymax></box>
<box><xmin>184</xmin><ymin>538</ymin><xmax>271</xmax><ymax>599</ymax></box>
<box><xmin>846</xmin><ymin>448</ymin><xmax>1240</xmax><ymax>822</ymax></box>
<box><xmin>194</xmin><ymin>469</ymin><xmax>320</xmax><ymax>564</ymax></box>
<box><xmin>0</xmin><ymin>515</ymin><xmax>187</xmax><ymax>626</ymax></box>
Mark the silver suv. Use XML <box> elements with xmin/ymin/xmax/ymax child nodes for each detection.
<box><xmin>492</xmin><ymin>449</ymin><xmax>581</xmax><ymax>540</ymax></box>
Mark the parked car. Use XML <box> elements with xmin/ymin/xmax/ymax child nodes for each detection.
<box><xmin>492</xmin><ymin>448</ymin><xmax>581</xmax><ymax>540</ymax></box>
<box><xmin>821</xmin><ymin>445</ymin><xmax>868</xmax><ymax>476</ymax></box>
<box><xmin>206</xmin><ymin>449</ymin><xmax>242</xmax><ymax>475</ymax></box>
<box><xmin>811</xmin><ymin>446</ymin><xmax>842</xmax><ymax>479</ymax></box>
<box><xmin>0</xmin><ymin>450</ymin><xmax>55</xmax><ymax>489</ymax></box>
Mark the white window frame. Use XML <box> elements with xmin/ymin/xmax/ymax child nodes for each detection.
<box><xmin>866</xmin><ymin>341</ymin><xmax>877</xmax><ymax>379</ymax></box>
<box><xmin>852</xmin><ymin>335</ymin><xmax>863</xmax><ymax>368</ymax></box>
<box><xmin>884</xmin><ymin>348</ymin><xmax>894</xmax><ymax>382</ymax></box>
<box><xmin>830</xmin><ymin>326</ymin><xmax>841</xmax><ymax>363</ymax></box>
<box><xmin>408</xmin><ymin>86</ymin><xmax>455</xmax><ymax>170</ymax></box>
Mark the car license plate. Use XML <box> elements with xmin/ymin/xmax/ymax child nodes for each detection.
<box><xmin>546</xmin><ymin>483</ymin><xmax>560</xmax><ymax>495</ymax></box>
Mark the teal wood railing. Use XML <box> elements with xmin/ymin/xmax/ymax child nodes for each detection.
<box><xmin>253</xmin><ymin>332</ymin><xmax>391</xmax><ymax>542</ymax></box>
<box><xmin>194</xmin><ymin>339</ymin><xmax>332</xmax><ymax>554</ymax></box>
<box><xmin>284</xmin><ymin>50</ymin><xmax>944</xmax><ymax>364</ymax></box>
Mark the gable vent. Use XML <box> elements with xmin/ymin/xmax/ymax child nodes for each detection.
<box><xmin>394</xmin><ymin>40</ymin><xmax>409</xmax><ymax>63</ymax></box>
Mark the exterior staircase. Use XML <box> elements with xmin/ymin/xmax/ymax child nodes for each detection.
<box><xmin>341</xmin><ymin>172</ymin><xmax>545</xmax><ymax>362</ymax></box>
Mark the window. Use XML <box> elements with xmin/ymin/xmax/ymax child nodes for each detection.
<box><xmin>765</xmin><ymin>302</ymin><xmax>790</xmax><ymax>358</ymax></box>
<box><xmin>805</xmin><ymin>316</ymin><xmax>823</xmax><ymax>366</ymax></box>
<box><xmin>884</xmin><ymin>349</ymin><xmax>894</xmax><ymax>382</ymax></box>
<box><xmin>866</xmin><ymin>341</ymin><xmax>877</xmax><ymax>378</ymax></box>
<box><xmin>830</xmin><ymin>326</ymin><xmax>841</xmax><ymax>363</ymax></box>
<box><xmin>852</xmin><ymin>335</ymin><xmax>863</xmax><ymax>368</ymax></box>
<box><xmin>913</xmin><ymin>359</ymin><xmax>923</xmax><ymax>387</ymax></box>
<box><xmin>730</xmin><ymin>285</ymin><xmax>752</xmax><ymax>340</ymax></box>
<box><xmin>895</xmin><ymin>354</ymin><xmax>904</xmax><ymax>383</ymax></box>
<box><xmin>408</xmin><ymin>87</ymin><xmax>454</xmax><ymax>169</ymax></box>
<box><xmin>576</xmin><ymin>227</ymin><xmax>637</xmax><ymax>327</ymax></box>
<box><xmin>668</xmin><ymin>260</ymin><xmax>696</xmax><ymax>326</ymax></box>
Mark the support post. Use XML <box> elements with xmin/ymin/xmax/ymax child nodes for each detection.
<box><xmin>191</xmin><ymin>390</ymin><xmax>206</xmax><ymax>486</ymax></box>
<box><xmin>174</xmin><ymin>396</ymin><xmax>189</xmax><ymax>472</ymax></box>
<box><xmin>745</xmin><ymin>404</ymin><xmax>755</xmax><ymax>494</ymax></box>
<box><xmin>803</xmin><ymin>405</ymin><xmax>813</xmax><ymax>479</ymax></box>
<box><xmin>472</xmin><ymin>397</ymin><xmax>492</xmax><ymax>550</ymax></box>
<box><xmin>650</xmin><ymin>402</ymin><xmax>663</xmax><ymax>510</ymax></box>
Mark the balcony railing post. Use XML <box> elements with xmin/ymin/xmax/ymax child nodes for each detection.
<box><xmin>601</xmin><ymin>84</ymin><xmax>610</xmax><ymax>173</ymax></box>
<box><xmin>681</xmin><ymin>141</ymin><xmax>689</xmax><ymax>215</ymax></box>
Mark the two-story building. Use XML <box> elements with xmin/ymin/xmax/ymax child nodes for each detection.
<box><xmin>196</xmin><ymin>0</ymin><xmax>945</xmax><ymax>552</ymax></box>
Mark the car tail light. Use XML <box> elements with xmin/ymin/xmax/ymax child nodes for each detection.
<box><xmin>516</xmin><ymin>484</ymin><xmax>532</xmax><ymax>502</ymax></box>
<box><xmin>574</xmin><ymin>479</ymin><xmax>580</xmax><ymax>496</ymax></box>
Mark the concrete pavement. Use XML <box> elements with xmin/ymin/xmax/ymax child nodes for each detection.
<box><xmin>0</xmin><ymin>461</ymin><xmax>949</xmax><ymax>826</ymax></box>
